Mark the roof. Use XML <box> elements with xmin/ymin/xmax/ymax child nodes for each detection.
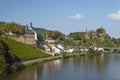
<box><xmin>23</xmin><ymin>28</ymin><xmax>35</xmax><ymax>34</ymax></box>
<box><xmin>48</xmin><ymin>44</ymin><xmax>55</xmax><ymax>49</ymax></box>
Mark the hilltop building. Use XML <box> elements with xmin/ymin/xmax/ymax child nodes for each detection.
<box><xmin>23</xmin><ymin>22</ymin><xmax>38</xmax><ymax>46</ymax></box>
<box><xmin>5</xmin><ymin>22</ymin><xmax>38</xmax><ymax>47</ymax></box>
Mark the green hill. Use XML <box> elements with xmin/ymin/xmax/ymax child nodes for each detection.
<box><xmin>33</xmin><ymin>27</ymin><xmax>50</xmax><ymax>35</ymax></box>
<box><xmin>1</xmin><ymin>37</ymin><xmax>50</xmax><ymax>60</ymax></box>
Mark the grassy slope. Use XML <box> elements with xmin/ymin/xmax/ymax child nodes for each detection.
<box><xmin>1</xmin><ymin>37</ymin><xmax>50</xmax><ymax>60</ymax></box>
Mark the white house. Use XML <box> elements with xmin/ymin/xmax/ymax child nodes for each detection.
<box><xmin>53</xmin><ymin>47</ymin><xmax>61</xmax><ymax>54</ymax></box>
<box><xmin>64</xmin><ymin>48</ymin><xmax>74</xmax><ymax>53</ymax></box>
<box><xmin>43</xmin><ymin>43</ymin><xmax>64</xmax><ymax>55</ymax></box>
<box><xmin>75</xmin><ymin>46</ymin><xmax>89</xmax><ymax>52</ymax></box>
<box><xmin>90</xmin><ymin>46</ymin><xmax>104</xmax><ymax>51</ymax></box>
<box><xmin>43</xmin><ymin>44</ymin><xmax>51</xmax><ymax>52</ymax></box>
<box><xmin>97</xmin><ymin>47</ymin><xmax>104</xmax><ymax>51</ymax></box>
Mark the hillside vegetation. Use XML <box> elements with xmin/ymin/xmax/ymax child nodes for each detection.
<box><xmin>1</xmin><ymin>37</ymin><xmax>50</xmax><ymax>60</ymax></box>
<box><xmin>0</xmin><ymin>22</ymin><xmax>23</xmax><ymax>35</ymax></box>
<box><xmin>0</xmin><ymin>36</ymin><xmax>50</xmax><ymax>75</ymax></box>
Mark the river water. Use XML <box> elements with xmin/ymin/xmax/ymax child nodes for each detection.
<box><xmin>1</xmin><ymin>53</ymin><xmax>120</xmax><ymax>80</ymax></box>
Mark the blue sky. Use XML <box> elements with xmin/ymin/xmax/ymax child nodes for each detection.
<box><xmin>1</xmin><ymin>0</ymin><xmax>120</xmax><ymax>37</ymax></box>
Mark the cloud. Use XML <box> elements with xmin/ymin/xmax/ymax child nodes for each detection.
<box><xmin>70</xmin><ymin>13</ymin><xmax>83</xmax><ymax>20</ymax></box>
<box><xmin>109</xmin><ymin>10</ymin><xmax>120</xmax><ymax>21</ymax></box>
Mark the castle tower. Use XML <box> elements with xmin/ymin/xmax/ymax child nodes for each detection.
<box><xmin>30</xmin><ymin>22</ymin><xmax>32</xmax><ymax>28</ymax></box>
<box><xmin>28</xmin><ymin>22</ymin><xmax>32</xmax><ymax>30</ymax></box>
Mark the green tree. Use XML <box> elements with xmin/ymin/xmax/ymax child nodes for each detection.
<box><xmin>96</xmin><ymin>27</ymin><xmax>106</xmax><ymax>38</ymax></box>
<box><xmin>111</xmin><ymin>38</ymin><xmax>120</xmax><ymax>47</ymax></box>
<box><xmin>68</xmin><ymin>32</ymin><xmax>86</xmax><ymax>40</ymax></box>
<box><xmin>44</xmin><ymin>30</ymin><xmax>64</xmax><ymax>41</ymax></box>
<box><xmin>63</xmin><ymin>37</ymin><xmax>75</xmax><ymax>47</ymax></box>
<box><xmin>0</xmin><ymin>22</ymin><xmax>23</xmax><ymax>35</ymax></box>
<box><xmin>0</xmin><ymin>40</ymin><xmax>7</xmax><ymax>75</ymax></box>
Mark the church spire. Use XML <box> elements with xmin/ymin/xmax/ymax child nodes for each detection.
<box><xmin>85</xmin><ymin>28</ymin><xmax>89</xmax><ymax>38</ymax></box>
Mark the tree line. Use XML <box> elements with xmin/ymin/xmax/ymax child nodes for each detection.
<box><xmin>44</xmin><ymin>27</ymin><xmax>120</xmax><ymax>47</ymax></box>
<box><xmin>0</xmin><ymin>22</ymin><xmax>23</xmax><ymax>35</ymax></box>
<box><xmin>0</xmin><ymin>21</ymin><xmax>120</xmax><ymax>47</ymax></box>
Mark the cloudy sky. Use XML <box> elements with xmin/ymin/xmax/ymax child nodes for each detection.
<box><xmin>0</xmin><ymin>0</ymin><xmax>120</xmax><ymax>37</ymax></box>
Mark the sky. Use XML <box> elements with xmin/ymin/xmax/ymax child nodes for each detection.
<box><xmin>1</xmin><ymin>0</ymin><xmax>120</xmax><ymax>38</ymax></box>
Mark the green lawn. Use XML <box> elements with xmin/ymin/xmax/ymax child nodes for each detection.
<box><xmin>1</xmin><ymin>37</ymin><xmax>50</xmax><ymax>60</ymax></box>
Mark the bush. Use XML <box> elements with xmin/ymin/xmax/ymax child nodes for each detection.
<box><xmin>87</xmin><ymin>48</ymin><xmax>103</xmax><ymax>55</ymax></box>
<box><xmin>38</xmin><ymin>45</ymin><xmax>45</xmax><ymax>50</ymax></box>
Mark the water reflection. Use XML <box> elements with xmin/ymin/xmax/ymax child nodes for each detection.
<box><xmin>1</xmin><ymin>64</ymin><xmax>44</xmax><ymax>80</ymax></box>
<box><xmin>1</xmin><ymin>54</ymin><xmax>120</xmax><ymax>80</ymax></box>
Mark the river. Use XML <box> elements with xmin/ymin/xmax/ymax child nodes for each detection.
<box><xmin>1</xmin><ymin>53</ymin><xmax>120</xmax><ymax>80</ymax></box>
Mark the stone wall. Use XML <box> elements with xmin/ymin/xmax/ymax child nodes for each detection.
<box><xmin>7</xmin><ymin>35</ymin><xmax>36</xmax><ymax>46</ymax></box>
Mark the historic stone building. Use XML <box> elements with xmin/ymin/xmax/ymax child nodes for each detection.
<box><xmin>7</xmin><ymin>22</ymin><xmax>38</xmax><ymax>47</ymax></box>
<box><xmin>23</xmin><ymin>22</ymin><xmax>38</xmax><ymax>46</ymax></box>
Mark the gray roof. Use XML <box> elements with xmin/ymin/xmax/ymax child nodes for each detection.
<box><xmin>23</xmin><ymin>28</ymin><xmax>35</xmax><ymax>34</ymax></box>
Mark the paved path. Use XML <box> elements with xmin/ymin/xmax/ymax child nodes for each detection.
<box><xmin>22</xmin><ymin>55</ymin><xmax>62</xmax><ymax>66</ymax></box>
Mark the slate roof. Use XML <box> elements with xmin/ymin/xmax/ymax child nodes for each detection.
<box><xmin>25</xmin><ymin>29</ymin><xmax>34</xmax><ymax>34</ymax></box>
<box><xmin>23</xmin><ymin>27</ymin><xmax>35</xmax><ymax>34</ymax></box>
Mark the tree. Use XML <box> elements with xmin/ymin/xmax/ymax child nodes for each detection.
<box><xmin>96</xmin><ymin>27</ymin><xmax>106</xmax><ymax>33</ymax></box>
<box><xmin>0</xmin><ymin>40</ymin><xmax>7</xmax><ymax>75</ymax></box>
<box><xmin>111</xmin><ymin>38</ymin><xmax>120</xmax><ymax>47</ymax></box>
<box><xmin>68</xmin><ymin>32</ymin><xmax>86</xmax><ymax>40</ymax></box>
<box><xmin>45</xmin><ymin>30</ymin><xmax>64</xmax><ymax>40</ymax></box>
<box><xmin>63</xmin><ymin>38</ymin><xmax>75</xmax><ymax>47</ymax></box>
<box><xmin>0</xmin><ymin>22</ymin><xmax>23</xmax><ymax>35</ymax></box>
<box><xmin>96</xmin><ymin>27</ymin><xmax>106</xmax><ymax>38</ymax></box>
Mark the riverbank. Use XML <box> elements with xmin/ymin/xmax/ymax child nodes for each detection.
<box><xmin>0</xmin><ymin>50</ymin><xmax>104</xmax><ymax>77</ymax></box>
<box><xmin>2</xmin><ymin>53</ymin><xmax>120</xmax><ymax>80</ymax></box>
<box><xmin>22</xmin><ymin>51</ymin><xmax>101</xmax><ymax>67</ymax></box>
<box><xmin>22</xmin><ymin>56</ymin><xmax>62</xmax><ymax>67</ymax></box>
